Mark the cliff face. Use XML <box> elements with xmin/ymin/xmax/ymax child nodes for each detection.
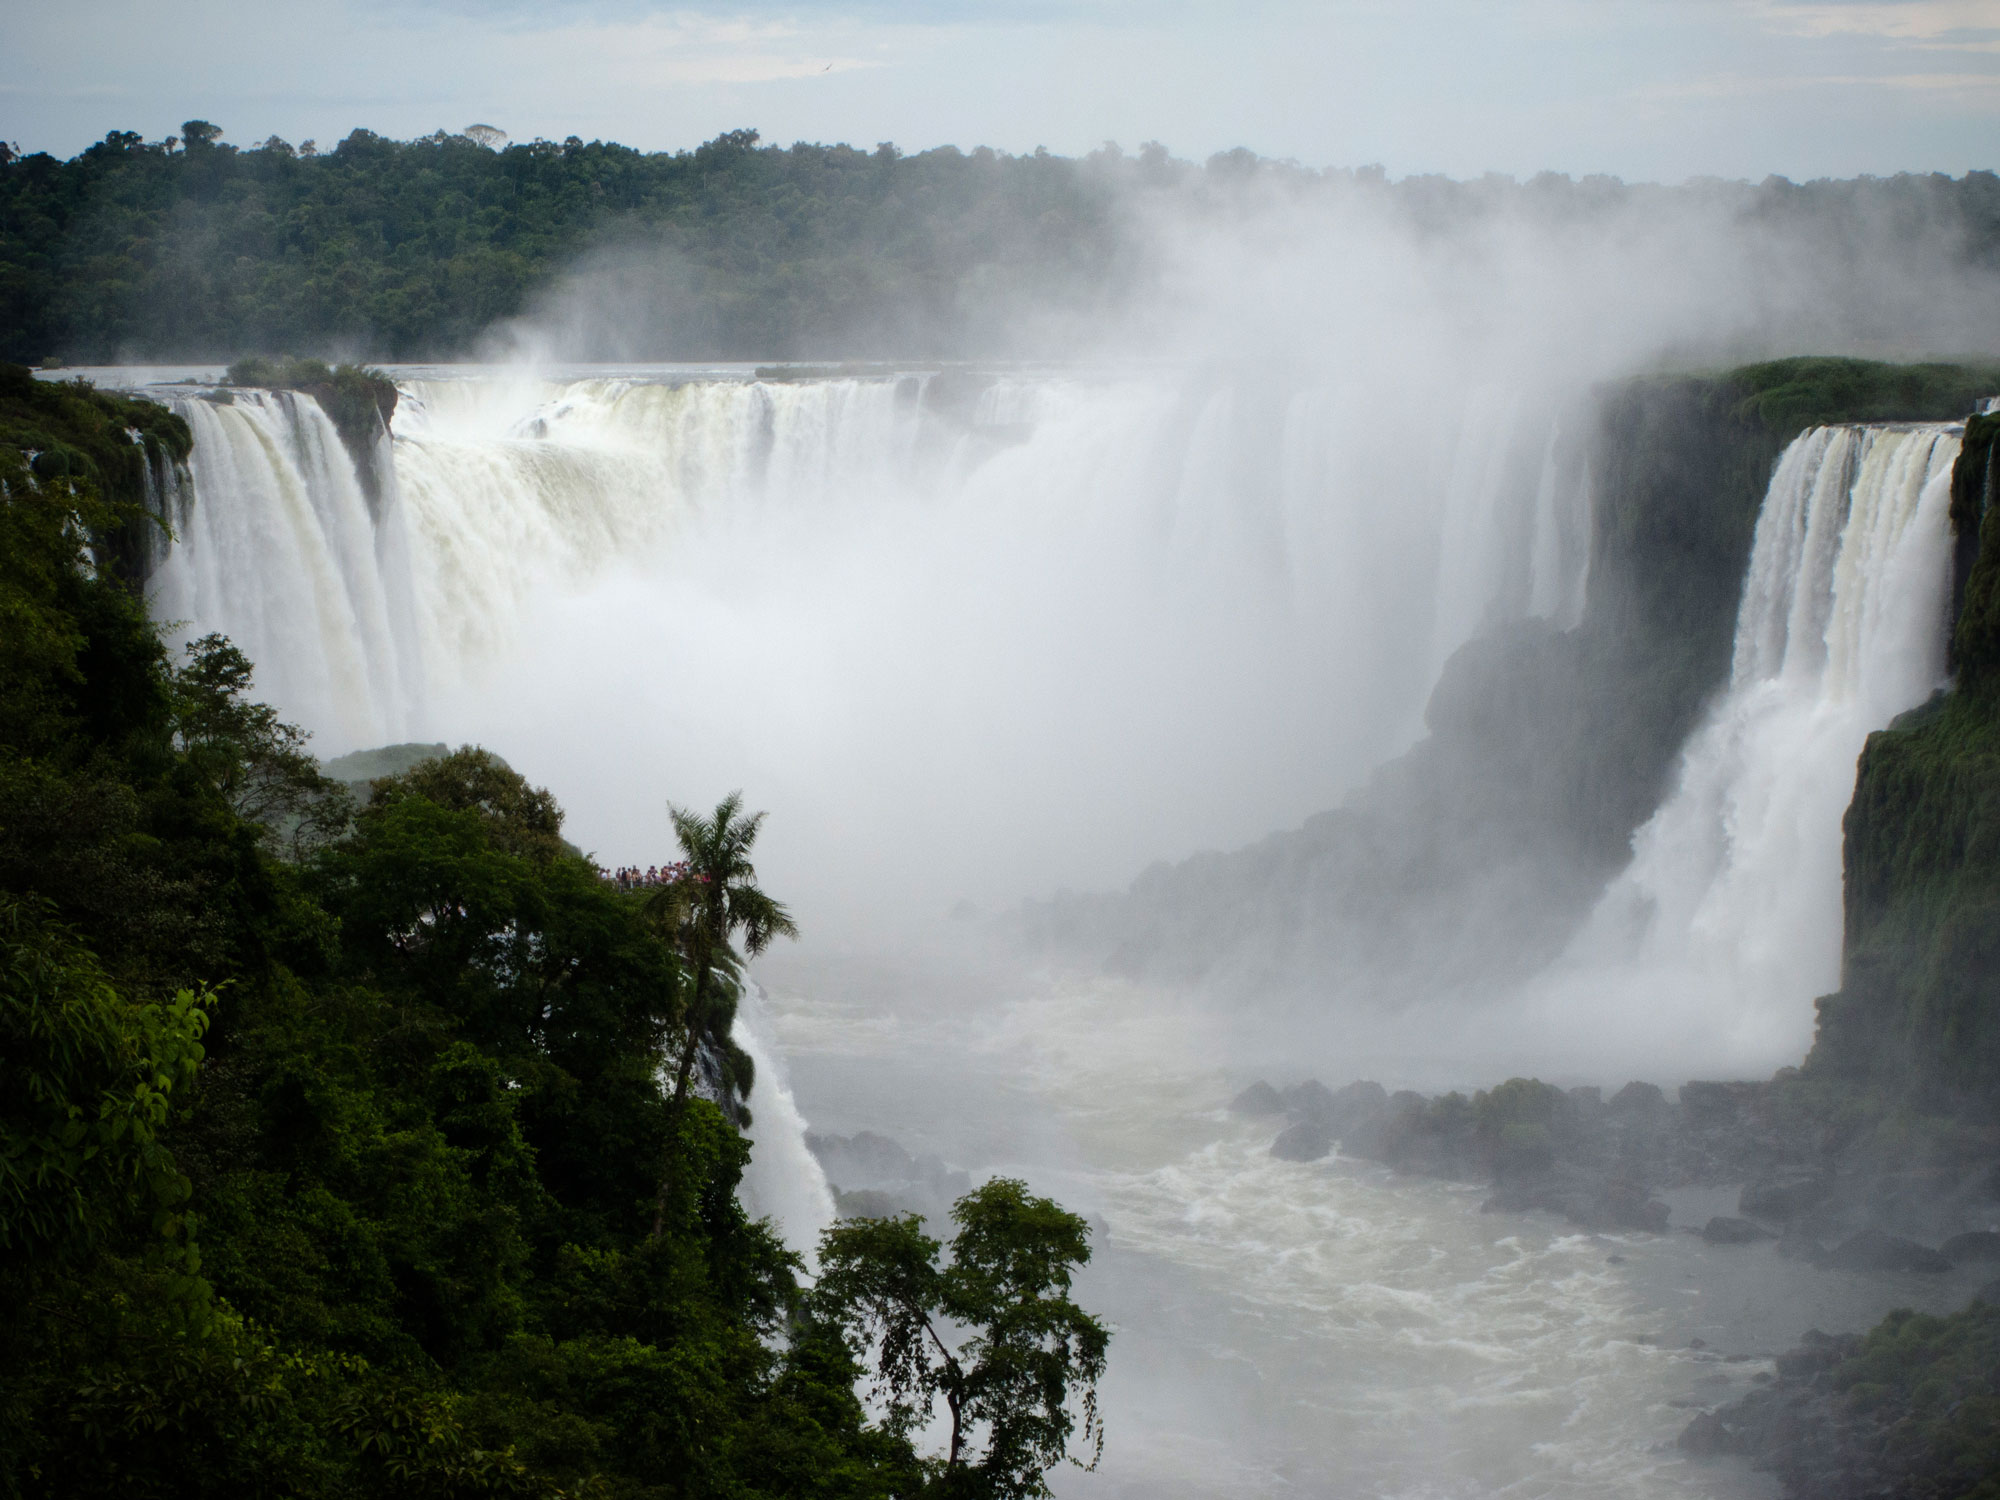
<box><xmin>1813</xmin><ymin>413</ymin><xmax>2000</xmax><ymax>1105</ymax></box>
<box><xmin>1025</xmin><ymin>360</ymin><xmax>2000</xmax><ymax>1009</ymax></box>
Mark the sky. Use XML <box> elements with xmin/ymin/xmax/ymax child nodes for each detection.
<box><xmin>3</xmin><ymin>0</ymin><xmax>1998</xmax><ymax>184</ymax></box>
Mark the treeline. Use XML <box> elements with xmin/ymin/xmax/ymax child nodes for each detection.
<box><xmin>4</xmin><ymin>120</ymin><xmax>2000</xmax><ymax>364</ymax></box>
<box><xmin>0</xmin><ymin>123</ymin><xmax>1131</xmax><ymax>364</ymax></box>
<box><xmin>0</xmin><ymin>359</ymin><xmax>1106</xmax><ymax>1499</ymax></box>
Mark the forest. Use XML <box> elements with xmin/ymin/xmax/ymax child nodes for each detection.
<box><xmin>4</xmin><ymin>121</ymin><xmax>2000</xmax><ymax>364</ymax></box>
<box><xmin>0</xmin><ymin>361</ymin><xmax>1107</xmax><ymax>1498</ymax></box>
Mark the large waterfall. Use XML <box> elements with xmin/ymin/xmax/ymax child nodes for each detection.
<box><xmin>139</xmin><ymin>365</ymin><xmax>1586</xmax><ymax>936</ymax></box>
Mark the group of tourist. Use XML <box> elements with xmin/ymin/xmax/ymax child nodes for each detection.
<box><xmin>605</xmin><ymin>861</ymin><xmax>696</xmax><ymax>891</ymax></box>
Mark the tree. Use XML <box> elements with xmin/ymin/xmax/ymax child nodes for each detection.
<box><xmin>646</xmin><ymin>792</ymin><xmax>796</xmax><ymax>1235</ymax></box>
<box><xmin>815</xmin><ymin>1178</ymin><xmax>1109</xmax><ymax>1500</ymax></box>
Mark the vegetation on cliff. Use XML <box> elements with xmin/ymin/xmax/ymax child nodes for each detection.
<box><xmin>0</xmin><ymin>374</ymin><xmax>1107</xmax><ymax>1496</ymax></box>
<box><xmin>226</xmin><ymin>356</ymin><xmax>398</xmax><ymax>470</ymax></box>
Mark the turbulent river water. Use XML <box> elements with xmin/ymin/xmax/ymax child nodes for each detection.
<box><xmin>72</xmin><ymin>362</ymin><xmax>1991</xmax><ymax>1497</ymax></box>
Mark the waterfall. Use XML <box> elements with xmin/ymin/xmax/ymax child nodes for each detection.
<box><xmin>731</xmin><ymin>982</ymin><xmax>839</xmax><ymax>1264</ymax></box>
<box><xmin>139</xmin><ymin>368</ymin><xmax>1580</xmax><ymax>919</ymax></box>
<box><xmin>1558</xmin><ymin>421</ymin><xmax>1961</xmax><ymax>1065</ymax></box>
<box><xmin>146</xmin><ymin>390</ymin><xmax>419</xmax><ymax>749</ymax></box>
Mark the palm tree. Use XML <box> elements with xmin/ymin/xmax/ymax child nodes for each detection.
<box><xmin>647</xmin><ymin>792</ymin><xmax>797</xmax><ymax>1237</ymax></box>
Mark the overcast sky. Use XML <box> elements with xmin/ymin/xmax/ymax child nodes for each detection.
<box><xmin>5</xmin><ymin>0</ymin><xmax>1997</xmax><ymax>181</ymax></box>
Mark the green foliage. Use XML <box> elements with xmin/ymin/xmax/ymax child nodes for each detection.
<box><xmin>0</xmin><ymin>365</ymin><xmax>1101</xmax><ymax>1495</ymax></box>
<box><xmin>0</xmin><ymin>126</ymin><xmax>1132</xmax><ymax>362</ymax></box>
<box><xmin>816</xmin><ymin>1178</ymin><xmax>1108</xmax><ymax>1500</ymax></box>
<box><xmin>1729</xmin><ymin>357</ymin><xmax>2000</xmax><ymax>441</ymax></box>
<box><xmin>0</xmin><ymin>899</ymin><xmax>208</xmax><ymax>1270</ymax></box>
<box><xmin>1830</xmin><ymin>1302</ymin><xmax>2000</xmax><ymax>1497</ymax></box>
<box><xmin>648</xmin><ymin>793</ymin><xmax>798</xmax><ymax>1212</ymax></box>
<box><xmin>225</xmin><ymin>357</ymin><xmax>398</xmax><ymax>468</ymax></box>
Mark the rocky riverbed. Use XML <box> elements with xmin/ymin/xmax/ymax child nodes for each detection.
<box><xmin>1231</xmin><ymin>1070</ymin><xmax>2000</xmax><ymax>1496</ymax></box>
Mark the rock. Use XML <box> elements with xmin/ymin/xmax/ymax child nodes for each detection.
<box><xmin>1270</xmin><ymin>1120</ymin><xmax>1335</xmax><ymax>1162</ymax></box>
<box><xmin>1676</xmin><ymin>1408</ymin><xmax>1732</xmax><ymax>1455</ymax></box>
<box><xmin>1775</xmin><ymin>1328</ymin><xmax>1858</xmax><ymax>1378</ymax></box>
<box><xmin>1679</xmin><ymin>1080</ymin><xmax>1761</xmax><ymax>1120</ymax></box>
<box><xmin>1702</xmin><ymin>1216</ymin><xmax>1771</xmax><ymax>1245</ymax></box>
<box><xmin>1823</xmin><ymin>1228</ymin><xmax>1952</xmax><ymax>1273</ymax></box>
<box><xmin>1940</xmin><ymin>1229</ymin><xmax>2000</xmax><ymax>1263</ymax></box>
<box><xmin>1229</xmin><ymin>1081</ymin><xmax>1286</xmax><ymax>1116</ymax></box>
<box><xmin>1323</xmin><ymin>1080</ymin><xmax>1389</xmax><ymax>1131</ymax></box>
<box><xmin>1281</xmin><ymin>1079</ymin><xmax>1337</xmax><ymax>1118</ymax></box>
<box><xmin>1740</xmin><ymin>1172</ymin><xmax>1831</xmax><ymax>1221</ymax></box>
<box><xmin>1608</xmin><ymin>1081</ymin><xmax>1667</xmax><ymax>1115</ymax></box>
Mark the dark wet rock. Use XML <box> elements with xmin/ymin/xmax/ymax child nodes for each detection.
<box><xmin>1740</xmin><ymin>1172</ymin><xmax>1832</xmax><ymax>1221</ymax></box>
<box><xmin>1230</xmin><ymin>1081</ymin><xmax>1286</xmax><ymax>1116</ymax></box>
<box><xmin>1940</xmin><ymin>1229</ymin><xmax>2000</xmax><ymax>1262</ymax></box>
<box><xmin>1270</xmin><ymin>1119</ymin><xmax>1334</xmax><ymax>1162</ymax></box>
<box><xmin>1280</xmin><ymin>1079</ymin><xmax>1337</xmax><ymax>1118</ymax></box>
<box><xmin>1679</xmin><ymin>1079</ymin><xmax>1761</xmax><ymax>1120</ymax></box>
<box><xmin>1608</xmin><ymin>1081</ymin><xmax>1667</xmax><ymax>1115</ymax></box>
<box><xmin>808</xmin><ymin>1129</ymin><xmax>971</xmax><ymax>1220</ymax></box>
<box><xmin>1343</xmin><ymin>1090</ymin><xmax>1426</xmax><ymax>1162</ymax></box>
<box><xmin>1321</xmin><ymin>1080</ymin><xmax>1390</xmax><ymax>1132</ymax></box>
<box><xmin>1702</xmin><ymin>1216</ymin><xmax>1771</xmax><ymax>1245</ymax></box>
<box><xmin>1823</xmin><ymin>1228</ymin><xmax>1952</xmax><ymax>1273</ymax></box>
<box><xmin>1774</xmin><ymin>1328</ymin><xmax>1857</xmax><ymax>1379</ymax></box>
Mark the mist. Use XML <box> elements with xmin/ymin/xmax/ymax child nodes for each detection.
<box><xmin>432</xmin><ymin>163</ymin><xmax>2000</xmax><ymax>963</ymax></box>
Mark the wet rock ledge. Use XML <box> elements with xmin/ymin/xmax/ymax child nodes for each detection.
<box><xmin>1234</xmin><ymin>1072</ymin><xmax>2000</xmax><ymax>1263</ymax></box>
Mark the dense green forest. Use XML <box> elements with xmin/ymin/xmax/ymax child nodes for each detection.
<box><xmin>4</xmin><ymin>121</ymin><xmax>2000</xmax><ymax>364</ymax></box>
<box><xmin>0</xmin><ymin>362</ymin><xmax>1107</xmax><ymax>1497</ymax></box>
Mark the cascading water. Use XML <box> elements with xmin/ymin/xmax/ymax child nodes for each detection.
<box><xmin>146</xmin><ymin>389</ymin><xmax>420</xmax><ymax>748</ymax></box>
<box><xmin>139</xmin><ymin>367</ymin><xmax>1581</xmax><ymax>935</ymax></box>
<box><xmin>1523</xmin><ymin>421</ymin><xmax>1962</xmax><ymax>1076</ymax></box>
<box><xmin>730</xmin><ymin>982</ymin><xmax>839</xmax><ymax>1263</ymax></box>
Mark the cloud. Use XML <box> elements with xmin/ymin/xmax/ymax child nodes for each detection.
<box><xmin>1751</xmin><ymin>0</ymin><xmax>2000</xmax><ymax>47</ymax></box>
